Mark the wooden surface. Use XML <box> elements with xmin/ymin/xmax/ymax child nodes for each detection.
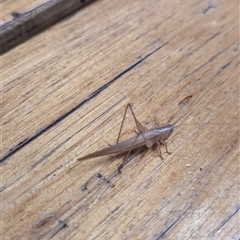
<box><xmin>1</xmin><ymin>0</ymin><xmax>239</xmax><ymax>239</ymax></box>
<box><xmin>1</xmin><ymin>0</ymin><xmax>96</xmax><ymax>54</ymax></box>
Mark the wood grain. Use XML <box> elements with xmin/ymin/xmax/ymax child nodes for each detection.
<box><xmin>0</xmin><ymin>0</ymin><xmax>97</xmax><ymax>54</ymax></box>
<box><xmin>2</xmin><ymin>0</ymin><xmax>239</xmax><ymax>239</ymax></box>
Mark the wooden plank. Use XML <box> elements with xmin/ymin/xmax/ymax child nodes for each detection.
<box><xmin>2</xmin><ymin>0</ymin><xmax>239</xmax><ymax>239</ymax></box>
<box><xmin>0</xmin><ymin>0</ymin><xmax>97</xmax><ymax>54</ymax></box>
<box><xmin>1</xmin><ymin>0</ymin><xmax>45</xmax><ymax>23</ymax></box>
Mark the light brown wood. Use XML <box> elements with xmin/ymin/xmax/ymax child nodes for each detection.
<box><xmin>2</xmin><ymin>0</ymin><xmax>239</xmax><ymax>239</ymax></box>
<box><xmin>1</xmin><ymin>0</ymin><xmax>44</xmax><ymax>23</ymax></box>
<box><xmin>1</xmin><ymin>0</ymin><xmax>96</xmax><ymax>54</ymax></box>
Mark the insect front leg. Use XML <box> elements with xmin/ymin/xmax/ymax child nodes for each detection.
<box><xmin>160</xmin><ymin>139</ymin><xmax>171</xmax><ymax>155</ymax></box>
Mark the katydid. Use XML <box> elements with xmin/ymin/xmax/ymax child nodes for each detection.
<box><xmin>78</xmin><ymin>104</ymin><xmax>174</xmax><ymax>173</ymax></box>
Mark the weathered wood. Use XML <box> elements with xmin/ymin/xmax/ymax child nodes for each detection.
<box><xmin>2</xmin><ymin>0</ymin><xmax>239</xmax><ymax>239</ymax></box>
<box><xmin>0</xmin><ymin>0</ymin><xmax>97</xmax><ymax>54</ymax></box>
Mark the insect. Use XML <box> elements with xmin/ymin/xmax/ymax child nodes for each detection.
<box><xmin>78</xmin><ymin>104</ymin><xmax>174</xmax><ymax>173</ymax></box>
